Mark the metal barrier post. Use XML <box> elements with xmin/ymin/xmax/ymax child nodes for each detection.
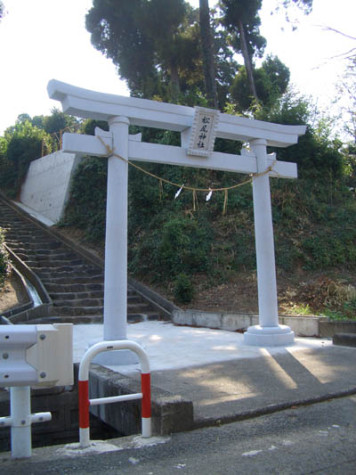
<box><xmin>0</xmin><ymin>324</ymin><xmax>72</xmax><ymax>458</ymax></box>
<box><xmin>10</xmin><ymin>386</ymin><xmax>32</xmax><ymax>458</ymax></box>
<box><xmin>78</xmin><ymin>340</ymin><xmax>151</xmax><ymax>448</ymax></box>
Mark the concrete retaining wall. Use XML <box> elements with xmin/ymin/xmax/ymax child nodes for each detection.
<box><xmin>172</xmin><ymin>309</ymin><xmax>348</xmax><ymax>338</ymax></box>
<box><xmin>20</xmin><ymin>151</ymin><xmax>80</xmax><ymax>224</ymax></box>
<box><xmin>88</xmin><ymin>364</ymin><xmax>194</xmax><ymax>436</ymax></box>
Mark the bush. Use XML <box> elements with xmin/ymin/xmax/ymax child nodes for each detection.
<box><xmin>173</xmin><ymin>273</ymin><xmax>194</xmax><ymax>304</ymax></box>
<box><xmin>157</xmin><ymin>215</ymin><xmax>212</xmax><ymax>276</ymax></box>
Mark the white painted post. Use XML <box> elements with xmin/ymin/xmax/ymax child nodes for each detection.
<box><xmin>252</xmin><ymin>138</ymin><xmax>279</xmax><ymax>327</ymax></box>
<box><xmin>103</xmin><ymin>116</ymin><xmax>130</xmax><ymax>341</ymax></box>
<box><xmin>244</xmin><ymin>139</ymin><xmax>294</xmax><ymax>346</ymax></box>
<box><xmin>10</xmin><ymin>386</ymin><xmax>32</xmax><ymax>458</ymax></box>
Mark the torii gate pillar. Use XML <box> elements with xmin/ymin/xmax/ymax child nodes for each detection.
<box><xmin>103</xmin><ymin>116</ymin><xmax>129</xmax><ymax>341</ymax></box>
<box><xmin>244</xmin><ymin>139</ymin><xmax>294</xmax><ymax>345</ymax></box>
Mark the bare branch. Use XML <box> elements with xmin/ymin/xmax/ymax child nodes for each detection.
<box><xmin>320</xmin><ymin>26</ymin><xmax>356</xmax><ymax>42</ymax></box>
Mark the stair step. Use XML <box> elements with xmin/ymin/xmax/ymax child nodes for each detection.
<box><xmin>44</xmin><ymin>282</ymin><xmax>104</xmax><ymax>293</ymax></box>
<box><xmin>29</xmin><ymin>315</ymin><xmax>104</xmax><ymax>324</ymax></box>
<box><xmin>35</xmin><ymin>267</ymin><xmax>101</xmax><ymax>278</ymax></box>
<box><xmin>26</xmin><ymin>258</ymin><xmax>84</xmax><ymax>267</ymax></box>
<box><xmin>41</xmin><ymin>275</ymin><xmax>104</xmax><ymax>284</ymax></box>
<box><xmin>51</xmin><ymin>306</ymin><xmax>104</xmax><ymax>316</ymax></box>
<box><xmin>51</xmin><ymin>290</ymin><xmax>104</xmax><ymax>300</ymax></box>
<box><xmin>127</xmin><ymin>311</ymin><xmax>164</xmax><ymax>322</ymax></box>
<box><xmin>127</xmin><ymin>302</ymin><xmax>153</xmax><ymax>312</ymax></box>
<box><xmin>53</xmin><ymin>298</ymin><xmax>103</xmax><ymax>307</ymax></box>
<box><xmin>27</xmin><ymin>249</ymin><xmax>70</xmax><ymax>257</ymax></box>
<box><xmin>127</xmin><ymin>294</ymin><xmax>144</xmax><ymax>304</ymax></box>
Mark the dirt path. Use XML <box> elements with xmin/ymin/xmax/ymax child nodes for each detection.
<box><xmin>0</xmin><ymin>274</ymin><xmax>28</xmax><ymax>313</ymax></box>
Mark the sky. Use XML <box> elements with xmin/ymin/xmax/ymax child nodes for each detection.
<box><xmin>0</xmin><ymin>0</ymin><xmax>355</xmax><ymax>136</ymax></box>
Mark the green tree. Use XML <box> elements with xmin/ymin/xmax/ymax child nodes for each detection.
<box><xmin>43</xmin><ymin>108</ymin><xmax>80</xmax><ymax>151</ymax></box>
<box><xmin>16</xmin><ymin>113</ymin><xmax>32</xmax><ymax>124</ymax></box>
<box><xmin>275</xmin><ymin>0</ymin><xmax>313</xmax><ymax>17</ymax></box>
<box><xmin>1</xmin><ymin>121</ymin><xmax>52</xmax><ymax>194</ymax></box>
<box><xmin>336</xmin><ymin>57</ymin><xmax>356</xmax><ymax>143</ymax></box>
<box><xmin>256</xmin><ymin>91</ymin><xmax>344</xmax><ymax>180</ymax></box>
<box><xmin>219</xmin><ymin>0</ymin><xmax>313</xmax><ymax>107</ymax></box>
<box><xmin>86</xmin><ymin>0</ymin><xmax>202</xmax><ymax>102</ymax></box>
<box><xmin>230</xmin><ymin>55</ymin><xmax>290</xmax><ymax>111</ymax></box>
<box><xmin>43</xmin><ymin>108</ymin><xmax>79</xmax><ymax>135</ymax></box>
<box><xmin>199</xmin><ymin>0</ymin><xmax>218</xmax><ymax>108</ymax></box>
<box><xmin>219</xmin><ymin>0</ymin><xmax>266</xmax><ymax>103</ymax></box>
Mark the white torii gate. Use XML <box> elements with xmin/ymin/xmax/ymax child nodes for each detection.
<box><xmin>48</xmin><ymin>80</ymin><xmax>306</xmax><ymax>347</ymax></box>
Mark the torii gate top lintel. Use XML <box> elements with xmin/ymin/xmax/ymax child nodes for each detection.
<box><xmin>48</xmin><ymin>79</ymin><xmax>306</xmax><ymax>148</ymax></box>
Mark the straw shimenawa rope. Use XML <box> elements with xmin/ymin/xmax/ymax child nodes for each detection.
<box><xmin>97</xmin><ymin>136</ymin><xmax>277</xmax><ymax>214</ymax></box>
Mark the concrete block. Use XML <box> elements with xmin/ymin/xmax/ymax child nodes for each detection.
<box><xmin>191</xmin><ymin>311</ymin><xmax>222</xmax><ymax>329</ymax></box>
<box><xmin>172</xmin><ymin>310</ymin><xmax>193</xmax><ymax>326</ymax></box>
<box><xmin>319</xmin><ymin>320</ymin><xmax>356</xmax><ymax>338</ymax></box>
<box><xmin>281</xmin><ymin>316</ymin><xmax>319</xmax><ymax>337</ymax></box>
<box><xmin>152</xmin><ymin>395</ymin><xmax>194</xmax><ymax>435</ymax></box>
<box><xmin>333</xmin><ymin>333</ymin><xmax>356</xmax><ymax>347</ymax></box>
<box><xmin>221</xmin><ymin>314</ymin><xmax>254</xmax><ymax>332</ymax></box>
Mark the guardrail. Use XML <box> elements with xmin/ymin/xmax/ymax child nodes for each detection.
<box><xmin>78</xmin><ymin>340</ymin><xmax>151</xmax><ymax>448</ymax></box>
<box><xmin>0</xmin><ymin>324</ymin><xmax>73</xmax><ymax>458</ymax></box>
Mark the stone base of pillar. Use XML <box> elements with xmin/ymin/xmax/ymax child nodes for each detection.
<box><xmin>244</xmin><ymin>324</ymin><xmax>295</xmax><ymax>347</ymax></box>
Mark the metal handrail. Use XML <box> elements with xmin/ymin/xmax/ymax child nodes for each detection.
<box><xmin>78</xmin><ymin>340</ymin><xmax>151</xmax><ymax>448</ymax></box>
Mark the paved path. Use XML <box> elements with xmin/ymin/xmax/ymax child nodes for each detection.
<box><xmin>73</xmin><ymin>322</ymin><xmax>356</xmax><ymax>428</ymax></box>
<box><xmin>150</xmin><ymin>345</ymin><xmax>356</xmax><ymax>426</ymax></box>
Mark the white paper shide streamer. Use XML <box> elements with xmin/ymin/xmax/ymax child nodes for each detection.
<box><xmin>175</xmin><ymin>185</ymin><xmax>184</xmax><ymax>199</ymax></box>
<box><xmin>206</xmin><ymin>188</ymin><xmax>213</xmax><ymax>202</ymax></box>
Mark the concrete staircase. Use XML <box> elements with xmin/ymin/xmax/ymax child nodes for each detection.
<box><xmin>0</xmin><ymin>197</ymin><xmax>163</xmax><ymax>324</ymax></box>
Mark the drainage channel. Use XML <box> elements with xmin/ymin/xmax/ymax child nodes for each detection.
<box><xmin>24</xmin><ymin>276</ymin><xmax>42</xmax><ymax>308</ymax></box>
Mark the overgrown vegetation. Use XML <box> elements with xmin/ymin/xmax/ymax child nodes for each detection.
<box><xmin>0</xmin><ymin>227</ymin><xmax>10</xmax><ymax>289</ymax></box>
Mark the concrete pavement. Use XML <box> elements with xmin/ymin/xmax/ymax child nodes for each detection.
<box><xmin>73</xmin><ymin>322</ymin><xmax>356</xmax><ymax>429</ymax></box>
<box><xmin>150</xmin><ymin>344</ymin><xmax>356</xmax><ymax>427</ymax></box>
<box><xmin>1</xmin><ymin>321</ymin><xmax>356</xmax><ymax>470</ymax></box>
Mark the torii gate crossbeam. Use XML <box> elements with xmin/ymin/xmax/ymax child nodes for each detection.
<box><xmin>48</xmin><ymin>80</ymin><xmax>306</xmax><ymax>348</ymax></box>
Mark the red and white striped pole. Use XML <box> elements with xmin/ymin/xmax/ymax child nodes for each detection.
<box><xmin>78</xmin><ymin>340</ymin><xmax>151</xmax><ymax>448</ymax></box>
<box><xmin>141</xmin><ymin>372</ymin><xmax>151</xmax><ymax>437</ymax></box>
<box><xmin>78</xmin><ymin>378</ymin><xmax>90</xmax><ymax>448</ymax></box>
